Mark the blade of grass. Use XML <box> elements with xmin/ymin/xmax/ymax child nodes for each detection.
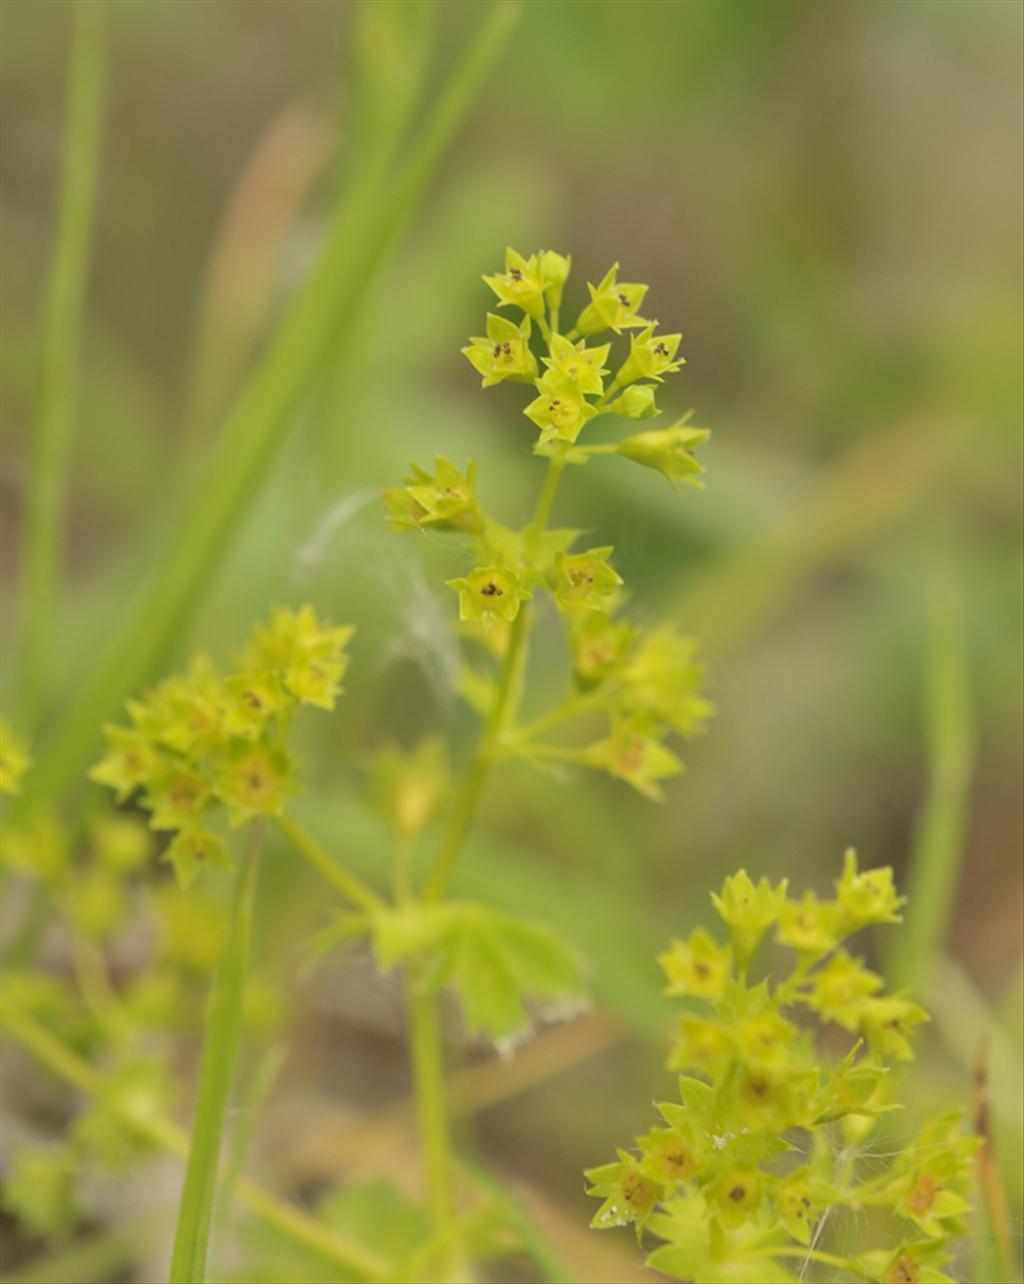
<box><xmin>17</xmin><ymin>0</ymin><xmax>105</xmax><ymax>734</ymax></box>
<box><xmin>338</xmin><ymin>0</ymin><xmax>437</xmax><ymax>209</ymax></box>
<box><xmin>894</xmin><ymin>569</ymin><xmax>975</xmax><ymax>991</ymax></box>
<box><xmin>23</xmin><ymin>2</ymin><xmax>519</xmax><ymax>818</ymax></box>
<box><xmin>0</xmin><ymin>999</ymin><xmax>386</xmax><ymax>1280</ymax></box>
<box><xmin>168</xmin><ymin>829</ymin><xmax>260</xmax><ymax>1284</ymax></box>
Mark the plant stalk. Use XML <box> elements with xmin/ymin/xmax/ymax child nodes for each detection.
<box><xmin>276</xmin><ymin>812</ymin><xmax>383</xmax><ymax>912</ymax></box>
<box><xmin>168</xmin><ymin>827</ymin><xmax>261</xmax><ymax>1284</ymax></box>
<box><xmin>407</xmin><ymin>977</ymin><xmax>456</xmax><ymax>1233</ymax></box>
<box><xmin>424</xmin><ymin>457</ymin><xmax>565</xmax><ymax>902</ymax></box>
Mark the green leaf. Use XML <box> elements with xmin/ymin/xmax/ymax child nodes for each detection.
<box><xmin>370</xmin><ymin>901</ymin><xmax>587</xmax><ymax>1041</ymax></box>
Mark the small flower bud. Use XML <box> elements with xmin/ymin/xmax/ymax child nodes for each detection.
<box><xmin>539</xmin><ymin>249</ymin><xmax>571</xmax><ymax>311</ymax></box>
<box><xmin>607</xmin><ymin>383</ymin><xmax>659</xmax><ymax>419</ymax></box>
<box><xmin>616</xmin><ymin>422</ymin><xmax>709</xmax><ymax>489</ymax></box>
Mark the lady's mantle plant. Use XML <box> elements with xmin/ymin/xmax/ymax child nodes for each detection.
<box><xmin>4</xmin><ymin>248</ymin><xmax>979</xmax><ymax>1284</ymax></box>
<box><xmin>80</xmin><ymin>247</ymin><xmax>712</xmax><ymax>1278</ymax></box>
<box><xmin>586</xmin><ymin>856</ymin><xmax>978</xmax><ymax>1284</ymax></box>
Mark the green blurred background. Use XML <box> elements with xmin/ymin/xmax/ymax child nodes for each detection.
<box><xmin>2</xmin><ymin>1</ymin><xmax>1021</xmax><ymax>1280</ymax></box>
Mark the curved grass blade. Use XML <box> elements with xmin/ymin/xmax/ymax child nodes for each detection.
<box><xmin>17</xmin><ymin>0</ymin><xmax>106</xmax><ymax>733</ymax></box>
<box><xmin>23</xmin><ymin>2</ymin><xmax>519</xmax><ymax>819</ymax></box>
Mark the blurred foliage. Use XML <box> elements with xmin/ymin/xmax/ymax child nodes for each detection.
<box><xmin>1</xmin><ymin>1</ymin><xmax>1021</xmax><ymax>1281</ymax></box>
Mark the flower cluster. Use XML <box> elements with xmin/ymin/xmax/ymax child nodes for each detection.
<box><xmin>586</xmin><ymin>855</ymin><xmax>977</xmax><ymax>1283</ymax></box>
<box><xmin>90</xmin><ymin>605</ymin><xmax>352</xmax><ymax>886</ymax></box>
<box><xmin>385</xmin><ymin>249</ymin><xmax>712</xmax><ymax>798</ymax></box>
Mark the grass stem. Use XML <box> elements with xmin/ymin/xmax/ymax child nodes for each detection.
<box><xmin>895</xmin><ymin>570</ymin><xmax>974</xmax><ymax>991</ymax></box>
<box><xmin>18</xmin><ymin>0</ymin><xmax>105</xmax><ymax>734</ymax></box>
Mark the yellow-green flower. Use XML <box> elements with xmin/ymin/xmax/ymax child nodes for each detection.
<box><xmin>524</xmin><ymin>372</ymin><xmax>598</xmax><ymax>445</ymax></box>
<box><xmin>582</xmin><ymin>721</ymin><xmax>681</xmax><ymax>800</ymax></box>
<box><xmin>617</xmin><ymin>324</ymin><xmax>684</xmax><ymax>384</ymax></box>
<box><xmin>462</xmin><ymin>312</ymin><xmax>538</xmax><ymax>388</ymax></box>
<box><xmin>776</xmin><ymin>890</ymin><xmax>841</xmax><ymax>956</ymax></box>
<box><xmin>547</xmin><ymin>546</ymin><xmax>622</xmax><ymax>612</ymax></box>
<box><xmin>541</xmin><ymin>332</ymin><xmax>609</xmax><ymax>396</ymax></box>
<box><xmin>446</xmin><ymin>565</ymin><xmax>530</xmax><ymax>629</ymax></box>
<box><xmin>482</xmin><ymin>247</ymin><xmax>546</xmax><ymax>320</ymax></box>
<box><xmin>659</xmin><ymin>927</ymin><xmax>732</xmax><ymax>1000</ymax></box>
<box><xmin>384</xmin><ymin>457</ymin><xmax>484</xmax><ymax>535</ymax></box>
<box><xmin>835</xmin><ymin>848</ymin><xmax>905</xmax><ymax>929</ymax></box>
<box><xmin>711</xmin><ymin>870</ymin><xmax>788</xmax><ymax>964</ymax></box>
<box><xmin>575</xmin><ymin>263</ymin><xmax>649</xmax><ymax>335</ymax></box>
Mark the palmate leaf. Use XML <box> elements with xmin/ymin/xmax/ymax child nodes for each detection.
<box><xmin>369</xmin><ymin>900</ymin><xmax>588</xmax><ymax>1041</ymax></box>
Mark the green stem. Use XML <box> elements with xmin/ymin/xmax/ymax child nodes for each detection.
<box><xmin>424</xmin><ymin>457</ymin><xmax>566</xmax><ymax>903</ymax></box>
<box><xmin>1</xmin><ymin>1000</ymin><xmax>386</xmax><ymax>1280</ymax></box>
<box><xmin>760</xmin><ymin>1247</ymin><xmax>858</xmax><ymax>1272</ymax></box>
<box><xmin>168</xmin><ymin>827</ymin><xmax>261</xmax><ymax>1284</ymax></box>
<box><xmin>18</xmin><ymin>0</ymin><xmax>105</xmax><ymax>733</ymax></box>
<box><xmin>527</xmin><ymin>457</ymin><xmax>566</xmax><ymax>553</ymax></box>
<box><xmin>512</xmin><ymin>685</ymin><xmax>607</xmax><ymax>744</ymax></box>
<box><xmin>276</xmin><ymin>812</ymin><xmax>383</xmax><ymax>912</ymax></box>
<box><xmin>392</xmin><ymin>834</ymin><xmax>415</xmax><ymax>903</ymax></box>
<box><xmin>407</xmin><ymin>978</ymin><xmax>455</xmax><ymax>1234</ymax></box>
